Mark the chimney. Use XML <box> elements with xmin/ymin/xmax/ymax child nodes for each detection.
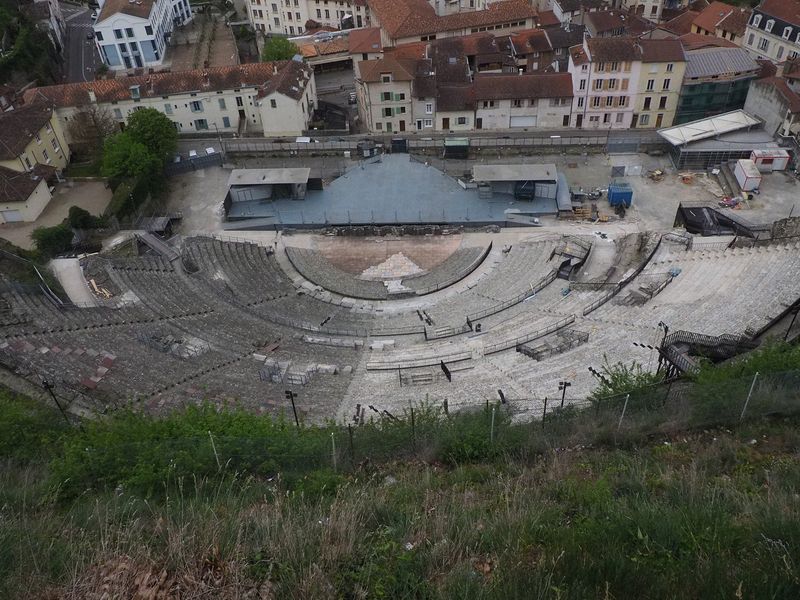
<box><xmin>88</xmin><ymin>89</ymin><xmax>97</xmax><ymax>103</ymax></box>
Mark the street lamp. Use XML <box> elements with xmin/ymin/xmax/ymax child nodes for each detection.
<box><xmin>657</xmin><ymin>321</ymin><xmax>669</xmax><ymax>346</ymax></box>
<box><xmin>212</xmin><ymin>123</ymin><xmax>225</xmax><ymax>160</ymax></box>
<box><xmin>558</xmin><ymin>380</ymin><xmax>571</xmax><ymax>408</ymax></box>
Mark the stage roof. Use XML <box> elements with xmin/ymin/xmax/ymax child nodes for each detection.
<box><xmin>657</xmin><ymin>110</ymin><xmax>761</xmax><ymax>146</ymax></box>
<box><xmin>227</xmin><ymin>168</ymin><xmax>311</xmax><ymax>186</ymax></box>
<box><xmin>472</xmin><ymin>164</ymin><xmax>558</xmax><ymax>182</ymax></box>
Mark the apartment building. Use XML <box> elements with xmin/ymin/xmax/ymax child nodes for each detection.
<box><xmin>356</xmin><ymin>56</ymin><xmax>416</xmax><ymax>132</ymax></box>
<box><xmin>632</xmin><ymin>39</ymin><xmax>686</xmax><ymax>129</ymax></box>
<box><xmin>472</xmin><ymin>72</ymin><xmax>573</xmax><ymax>128</ymax></box>
<box><xmin>367</xmin><ymin>0</ymin><xmax>538</xmax><ymax>47</ymax></box>
<box><xmin>0</xmin><ymin>105</ymin><xmax>69</xmax><ymax>223</ymax></box>
<box><xmin>690</xmin><ymin>1</ymin><xmax>750</xmax><ymax>45</ymax></box>
<box><xmin>246</xmin><ymin>0</ymin><xmax>369</xmax><ymax>35</ymax></box>
<box><xmin>674</xmin><ymin>46</ymin><xmax>760</xmax><ymax>123</ymax></box>
<box><xmin>743</xmin><ymin>0</ymin><xmax>800</xmax><ymax>63</ymax></box>
<box><xmin>744</xmin><ymin>73</ymin><xmax>800</xmax><ymax>138</ymax></box>
<box><xmin>583</xmin><ymin>9</ymin><xmax>654</xmax><ymax>38</ymax></box>
<box><xmin>93</xmin><ymin>0</ymin><xmax>192</xmax><ymax>70</ymax></box>
<box><xmin>551</xmin><ymin>0</ymin><xmax>605</xmax><ymax>24</ymax></box>
<box><xmin>23</xmin><ymin>60</ymin><xmax>316</xmax><ymax>139</ymax></box>
<box><xmin>613</xmin><ymin>0</ymin><xmax>664</xmax><ymax>23</ymax></box>
<box><xmin>568</xmin><ymin>37</ymin><xmax>643</xmax><ymax>129</ymax></box>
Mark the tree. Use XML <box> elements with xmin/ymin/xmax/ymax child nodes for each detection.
<box><xmin>66</xmin><ymin>105</ymin><xmax>118</xmax><ymax>158</ymax></box>
<box><xmin>68</xmin><ymin>206</ymin><xmax>102</xmax><ymax>229</ymax></box>
<box><xmin>261</xmin><ymin>37</ymin><xmax>298</xmax><ymax>62</ymax></box>
<box><xmin>32</xmin><ymin>224</ymin><xmax>74</xmax><ymax>258</ymax></box>
<box><xmin>125</xmin><ymin>108</ymin><xmax>178</xmax><ymax>164</ymax></box>
<box><xmin>101</xmin><ymin>133</ymin><xmax>160</xmax><ymax>181</ymax></box>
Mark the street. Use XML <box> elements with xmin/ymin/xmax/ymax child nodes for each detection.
<box><xmin>61</xmin><ymin>2</ymin><xmax>101</xmax><ymax>83</ymax></box>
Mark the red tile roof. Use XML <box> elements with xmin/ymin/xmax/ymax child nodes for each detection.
<box><xmin>349</xmin><ymin>27</ymin><xmax>382</xmax><ymax>54</ymax></box>
<box><xmin>97</xmin><ymin>0</ymin><xmax>153</xmax><ymax>23</ymax></box>
<box><xmin>638</xmin><ymin>39</ymin><xmax>686</xmax><ymax>63</ymax></box>
<box><xmin>586</xmin><ymin>37</ymin><xmax>643</xmax><ymax>62</ymax></box>
<box><xmin>367</xmin><ymin>0</ymin><xmax>537</xmax><ymax>39</ymax></box>
<box><xmin>678</xmin><ymin>31</ymin><xmax>737</xmax><ymax>50</ymax></box>
<box><xmin>537</xmin><ymin>10</ymin><xmax>559</xmax><ymax>27</ymax></box>
<box><xmin>22</xmin><ymin>62</ymin><xmax>308</xmax><ymax>108</ymax></box>
<box><xmin>692</xmin><ymin>1</ymin><xmax>750</xmax><ymax>36</ymax></box>
<box><xmin>0</xmin><ymin>164</ymin><xmax>56</xmax><ymax>204</ymax></box>
<box><xmin>662</xmin><ymin>10</ymin><xmax>700</xmax><ymax>36</ymax></box>
<box><xmin>473</xmin><ymin>72</ymin><xmax>573</xmax><ymax>100</ymax></box>
<box><xmin>782</xmin><ymin>58</ymin><xmax>800</xmax><ymax>81</ymax></box>
<box><xmin>758</xmin><ymin>0</ymin><xmax>800</xmax><ymax>27</ymax></box>
<box><xmin>0</xmin><ymin>105</ymin><xmax>54</xmax><ymax>160</ymax></box>
<box><xmin>358</xmin><ymin>56</ymin><xmax>418</xmax><ymax>82</ymax></box>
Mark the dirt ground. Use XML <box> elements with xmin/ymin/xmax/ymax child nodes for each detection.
<box><xmin>0</xmin><ymin>181</ymin><xmax>111</xmax><ymax>250</ymax></box>
<box><xmin>168</xmin><ymin>17</ymin><xmax>239</xmax><ymax>71</ymax></box>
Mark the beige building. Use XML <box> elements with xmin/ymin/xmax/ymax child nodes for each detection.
<box><xmin>23</xmin><ymin>61</ymin><xmax>317</xmax><ymax>141</ymax></box>
<box><xmin>0</xmin><ymin>165</ymin><xmax>55</xmax><ymax>224</ymax></box>
<box><xmin>246</xmin><ymin>0</ymin><xmax>370</xmax><ymax>35</ymax></box>
<box><xmin>356</xmin><ymin>56</ymin><xmax>415</xmax><ymax>132</ymax></box>
<box><xmin>0</xmin><ymin>105</ymin><xmax>70</xmax><ymax>174</ymax></box>
<box><xmin>632</xmin><ymin>39</ymin><xmax>686</xmax><ymax>129</ymax></box>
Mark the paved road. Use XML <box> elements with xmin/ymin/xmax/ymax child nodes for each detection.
<box><xmin>61</xmin><ymin>2</ymin><xmax>101</xmax><ymax>83</ymax></box>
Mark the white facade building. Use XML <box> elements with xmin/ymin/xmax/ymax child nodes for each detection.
<box><xmin>93</xmin><ymin>0</ymin><xmax>192</xmax><ymax>70</ymax></box>
<box><xmin>246</xmin><ymin>0</ymin><xmax>369</xmax><ymax>36</ymax></box>
<box><xmin>23</xmin><ymin>60</ymin><xmax>316</xmax><ymax>139</ymax></box>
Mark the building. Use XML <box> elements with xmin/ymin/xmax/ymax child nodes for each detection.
<box><xmin>611</xmin><ymin>0</ymin><xmax>666</xmax><ymax>23</ymax></box>
<box><xmin>0</xmin><ymin>165</ymin><xmax>58</xmax><ymax>224</ymax></box>
<box><xmin>568</xmin><ymin>37</ymin><xmax>643</xmax><ymax>129</ymax></box>
<box><xmin>690</xmin><ymin>1</ymin><xmax>750</xmax><ymax>45</ymax></box>
<box><xmin>23</xmin><ymin>60</ymin><xmax>317</xmax><ymax>139</ymax></box>
<box><xmin>583</xmin><ymin>9</ymin><xmax>655</xmax><ymax>38</ymax></box>
<box><xmin>632</xmin><ymin>39</ymin><xmax>686</xmax><ymax>129</ymax></box>
<box><xmin>20</xmin><ymin>0</ymin><xmax>67</xmax><ymax>52</ymax></box>
<box><xmin>93</xmin><ymin>0</ymin><xmax>192</xmax><ymax>71</ymax></box>
<box><xmin>246</xmin><ymin>0</ymin><xmax>369</xmax><ymax>36</ymax></box>
<box><xmin>349</xmin><ymin>27</ymin><xmax>384</xmax><ymax>76</ymax></box>
<box><xmin>675</xmin><ymin>46</ymin><xmax>760</xmax><ymax>123</ymax></box>
<box><xmin>743</xmin><ymin>0</ymin><xmax>800</xmax><ymax>63</ymax></box>
<box><xmin>551</xmin><ymin>0</ymin><xmax>605</xmax><ymax>25</ymax></box>
<box><xmin>356</xmin><ymin>55</ymin><xmax>416</xmax><ymax>132</ymax></box>
<box><xmin>0</xmin><ymin>105</ymin><xmax>70</xmax><ymax>174</ymax></box>
<box><xmin>472</xmin><ymin>72</ymin><xmax>573</xmax><ymax>129</ymax></box>
<box><xmin>744</xmin><ymin>60</ymin><xmax>800</xmax><ymax>138</ymax></box>
<box><xmin>367</xmin><ymin>0</ymin><xmax>538</xmax><ymax>47</ymax></box>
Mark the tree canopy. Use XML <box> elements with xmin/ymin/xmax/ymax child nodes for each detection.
<box><xmin>261</xmin><ymin>37</ymin><xmax>298</xmax><ymax>62</ymax></box>
<box><xmin>125</xmin><ymin>108</ymin><xmax>178</xmax><ymax>163</ymax></box>
<box><xmin>101</xmin><ymin>133</ymin><xmax>160</xmax><ymax>181</ymax></box>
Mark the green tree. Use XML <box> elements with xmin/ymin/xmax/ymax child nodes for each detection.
<box><xmin>67</xmin><ymin>206</ymin><xmax>102</xmax><ymax>229</ymax></box>
<box><xmin>261</xmin><ymin>37</ymin><xmax>298</xmax><ymax>61</ymax></box>
<box><xmin>125</xmin><ymin>108</ymin><xmax>178</xmax><ymax>164</ymax></box>
<box><xmin>101</xmin><ymin>133</ymin><xmax>160</xmax><ymax>181</ymax></box>
<box><xmin>31</xmin><ymin>224</ymin><xmax>73</xmax><ymax>258</ymax></box>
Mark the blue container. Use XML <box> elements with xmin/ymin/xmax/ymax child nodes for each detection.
<box><xmin>608</xmin><ymin>183</ymin><xmax>633</xmax><ymax>207</ymax></box>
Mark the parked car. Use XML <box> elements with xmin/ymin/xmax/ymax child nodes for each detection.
<box><xmin>188</xmin><ymin>149</ymin><xmax>198</xmax><ymax>159</ymax></box>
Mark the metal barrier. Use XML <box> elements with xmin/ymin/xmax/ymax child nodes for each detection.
<box><xmin>466</xmin><ymin>268</ymin><xmax>559</xmax><ymax>322</ymax></box>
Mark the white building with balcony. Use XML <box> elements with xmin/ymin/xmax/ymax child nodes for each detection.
<box><xmin>93</xmin><ymin>0</ymin><xmax>192</xmax><ymax>70</ymax></box>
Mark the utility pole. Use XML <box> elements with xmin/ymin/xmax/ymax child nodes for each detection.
<box><xmin>558</xmin><ymin>380</ymin><xmax>572</xmax><ymax>409</ymax></box>
<box><xmin>42</xmin><ymin>379</ymin><xmax>70</xmax><ymax>426</ymax></box>
<box><xmin>284</xmin><ymin>390</ymin><xmax>299</xmax><ymax>428</ymax></box>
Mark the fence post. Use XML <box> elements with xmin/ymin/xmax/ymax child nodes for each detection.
<box><xmin>331</xmin><ymin>432</ymin><xmax>337</xmax><ymax>471</ymax></box>
<box><xmin>740</xmin><ymin>371</ymin><xmax>759</xmax><ymax>421</ymax></box>
<box><xmin>490</xmin><ymin>406</ymin><xmax>496</xmax><ymax>444</ymax></box>
<box><xmin>542</xmin><ymin>397</ymin><xmax>548</xmax><ymax>429</ymax></box>
<box><xmin>617</xmin><ymin>394</ymin><xmax>630</xmax><ymax>431</ymax></box>
<box><xmin>348</xmin><ymin>424</ymin><xmax>355</xmax><ymax>466</ymax></box>
<box><xmin>410</xmin><ymin>407</ymin><xmax>417</xmax><ymax>453</ymax></box>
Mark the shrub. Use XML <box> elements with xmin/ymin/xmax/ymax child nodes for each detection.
<box><xmin>67</xmin><ymin>206</ymin><xmax>102</xmax><ymax>229</ymax></box>
<box><xmin>31</xmin><ymin>223</ymin><xmax>73</xmax><ymax>258</ymax></box>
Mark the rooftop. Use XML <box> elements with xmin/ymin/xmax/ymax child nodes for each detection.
<box><xmin>227</xmin><ymin>168</ymin><xmax>311</xmax><ymax>186</ymax></box>
<box><xmin>0</xmin><ymin>164</ymin><xmax>56</xmax><ymax>204</ymax></box>
<box><xmin>22</xmin><ymin>61</ymin><xmax>310</xmax><ymax>107</ymax></box>
<box><xmin>693</xmin><ymin>1</ymin><xmax>749</xmax><ymax>36</ymax></box>
<box><xmin>638</xmin><ymin>39</ymin><xmax>686</xmax><ymax>63</ymax></box>
<box><xmin>661</xmin><ymin>10</ymin><xmax>700</xmax><ymax>35</ymax></box>
<box><xmin>96</xmin><ymin>0</ymin><xmax>154</xmax><ymax>24</ymax></box>
<box><xmin>678</xmin><ymin>32</ymin><xmax>738</xmax><ymax>51</ymax></box>
<box><xmin>348</xmin><ymin>27</ymin><xmax>382</xmax><ymax>54</ymax></box>
<box><xmin>359</xmin><ymin>56</ymin><xmax>418</xmax><ymax>82</ymax></box>
<box><xmin>657</xmin><ymin>109</ymin><xmax>761</xmax><ymax>146</ymax></box>
<box><xmin>684</xmin><ymin>46</ymin><xmax>760</xmax><ymax>79</ymax></box>
<box><xmin>586</xmin><ymin>37</ymin><xmax>643</xmax><ymax>62</ymax></box>
<box><xmin>0</xmin><ymin>105</ymin><xmax>54</xmax><ymax>160</ymax></box>
<box><xmin>757</xmin><ymin>0</ymin><xmax>800</xmax><ymax>27</ymax></box>
<box><xmin>472</xmin><ymin>164</ymin><xmax>558</xmax><ymax>182</ymax></box>
<box><xmin>472</xmin><ymin>72</ymin><xmax>573</xmax><ymax>100</ymax></box>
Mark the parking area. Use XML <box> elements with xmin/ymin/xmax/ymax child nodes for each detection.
<box><xmin>160</xmin><ymin>150</ymin><xmax>800</xmax><ymax>236</ymax></box>
<box><xmin>0</xmin><ymin>181</ymin><xmax>112</xmax><ymax>250</ymax></box>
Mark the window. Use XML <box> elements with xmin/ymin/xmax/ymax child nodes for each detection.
<box><xmin>236</xmin><ymin>96</ymin><xmax>243</xmax><ymax>107</ymax></box>
<box><xmin>423</xmin><ymin>119</ymin><xmax>433</xmax><ymax>127</ymax></box>
<box><xmin>752</xmin><ymin>14</ymin><xmax>761</xmax><ymax>27</ymax></box>
<box><xmin>114</xmin><ymin>29</ymin><xmax>123</xmax><ymax>39</ymax></box>
<box><xmin>579</xmin><ymin>79</ymin><xmax>586</xmax><ymax>91</ymax></box>
<box><xmin>223</xmin><ymin>116</ymin><xmax>230</xmax><ymax>128</ymax></box>
<box><xmin>382</xmin><ymin>91</ymin><xmax>391</xmax><ymax>101</ymax></box>
<box><xmin>765</xmin><ymin>19</ymin><xmax>774</xmax><ymax>33</ymax></box>
<box><xmin>383</xmin><ymin>107</ymin><xmax>392</xmax><ymax>117</ymax></box>
<box><xmin>42</xmin><ymin>148</ymin><xmax>50</xmax><ymax>162</ymax></box>
<box><xmin>666</xmin><ymin>63</ymin><xmax>673</xmax><ymax>73</ymax></box>
<box><xmin>23</xmin><ymin>156</ymin><xmax>32</xmax><ymax>170</ymax></box>
<box><xmin>528</xmin><ymin>99</ymin><xmax>537</xmax><ymax>107</ymax></box>
<box><xmin>274</xmin><ymin>17</ymin><xmax>279</xmax><ymax>26</ymax></box>
<box><xmin>563</xmin><ymin>114</ymin><xmax>570</xmax><ymax>127</ymax></box>
<box><xmin>748</xmin><ymin>33</ymin><xmax>755</xmax><ymax>45</ymax></box>
<box><xmin>577</xmin><ymin>97</ymin><xmax>584</xmax><ymax>108</ymax></box>
<box><xmin>643</xmin><ymin>97</ymin><xmax>651</xmax><ymax>110</ymax></box>
<box><xmin>605</xmin><ymin>96</ymin><xmax>613</xmax><ymax>107</ymax></box>
<box><xmin>639</xmin><ymin>114</ymin><xmax>649</xmax><ymax>126</ymax></box>
<box><xmin>316</xmin><ymin>9</ymin><xmax>321</xmax><ymax>16</ymax></box>
<box><xmin>662</xmin><ymin>79</ymin><xmax>670</xmax><ymax>91</ymax></box>
<box><xmin>45</xmin><ymin>122</ymin><xmax>52</xmax><ymax>133</ymax></box>
<box><xmin>616</xmin><ymin>113</ymin><xmax>624</xmax><ymax>123</ymax></box>
<box><xmin>621</xmin><ymin>78</ymin><xmax>629</xmax><ymax>91</ymax></box>
<box><xmin>34</xmin><ymin>133</ymin><xmax>41</xmax><ymax>144</ymax></box>
<box><xmin>581</xmin><ymin>64</ymin><xmax>588</xmax><ymax>72</ymax></box>
<box><xmin>96</xmin><ymin>31</ymin><xmax>103</xmax><ymax>41</ymax></box>
<box><xmin>296</xmin><ymin>12</ymin><xmax>300</xmax><ymax>20</ymax></box>
<box><xmin>376</xmin><ymin>122</ymin><xmax>382</xmax><ymax>130</ymax></box>
<box><xmin>659</xmin><ymin>96</ymin><xmax>667</xmax><ymax>109</ymax></box>
<box><xmin>512</xmin><ymin>99</ymin><xmax>523</xmax><ymax>107</ymax></box>
<box><xmin>272</xmin><ymin>3</ymin><xmax>277</xmax><ymax>10</ymax></box>
<box><xmin>782</xmin><ymin>28</ymin><xmax>791</xmax><ymax>40</ymax></box>
<box><xmin>381</xmin><ymin>74</ymin><xmax>392</xmax><ymax>83</ymax></box>
<box><xmin>596</xmin><ymin>62</ymin><xmax>605</xmax><ymax>72</ymax></box>
<box><xmin>325</xmin><ymin>9</ymin><xmax>329</xmax><ymax>17</ymax></box>
<box><xmin>51</xmin><ymin>138</ymin><xmax>59</xmax><ymax>152</ymax></box>
<box><xmin>608</xmin><ymin>78</ymin><xmax>617</xmax><ymax>90</ymax></box>
<box><xmin>758</xmin><ymin>37</ymin><xmax>769</xmax><ymax>51</ymax></box>
<box><xmin>270</xmin><ymin>99</ymin><xmax>277</xmax><ymax>108</ymax></box>
<box><xmin>592</xmin><ymin>96</ymin><xmax>601</xmax><ymax>107</ymax></box>
<box><xmin>481</xmin><ymin>100</ymin><xmax>495</xmax><ymax>108</ymax></box>
<box><xmin>646</xmin><ymin>79</ymin><xmax>654</xmax><ymax>91</ymax></box>
<box><xmin>457</xmin><ymin>116</ymin><xmax>467</xmax><ymax>125</ymax></box>
<box><xmin>125</xmin><ymin>28</ymin><xmax>134</xmax><ymax>37</ymax></box>
<box><xmin>218</xmin><ymin>98</ymin><xmax>226</xmax><ymax>110</ymax></box>
<box><xmin>145</xmin><ymin>25</ymin><xmax>153</xmax><ymax>35</ymax></box>
<box><xmin>594</xmin><ymin>79</ymin><xmax>603</xmax><ymax>90</ymax></box>
<box><xmin>425</xmin><ymin>103</ymin><xmax>433</xmax><ymax>114</ymax></box>
<box><xmin>610</xmin><ymin>61</ymin><xmax>618</xmax><ymax>72</ymax></box>
<box><xmin>164</xmin><ymin>103</ymin><xmax>172</xmax><ymax>114</ymax></box>
<box><xmin>397</xmin><ymin>93</ymin><xmax>405</xmax><ymax>100</ymax></box>
<box><xmin>113</xmin><ymin>108</ymin><xmax>122</xmax><ymax>119</ymax></box>
<box><xmin>195</xmin><ymin>119</ymin><xmax>208</xmax><ymax>130</ymax></box>
<box><xmin>619</xmin><ymin>96</ymin><xmax>628</xmax><ymax>107</ymax></box>
<box><xmin>190</xmin><ymin>101</ymin><xmax>203</xmax><ymax>112</ymax></box>
<box><xmin>603</xmin><ymin>113</ymin><xmax>610</xmax><ymax>123</ymax></box>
